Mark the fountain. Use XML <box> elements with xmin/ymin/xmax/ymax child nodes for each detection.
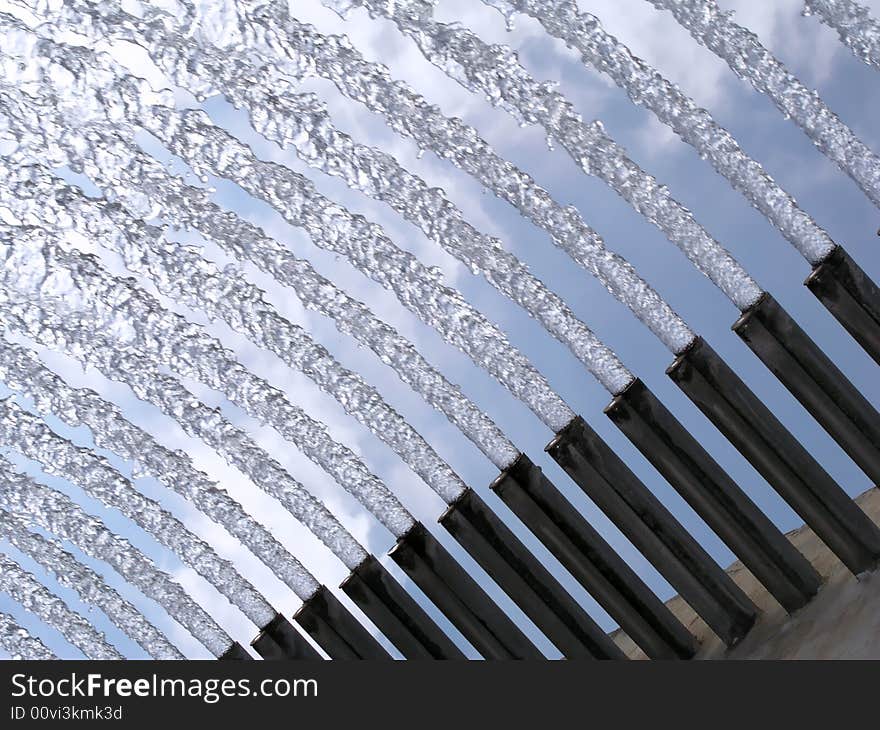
<box><xmin>0</xmin><ymin>0</ymin><xmax>876</xmax><ymax>660</ymax></box>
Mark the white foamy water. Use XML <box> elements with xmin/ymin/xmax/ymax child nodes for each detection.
<box><xmin>134</xmin><ymin>4</ymin><xmax>643</xmax><ymax>383</ymax></box>
<box><xmin>0</xmin><ymin>160</ymin><xmax>470</xmax><ymax>506</ymax></box>
<box><xmin>0</xmin><ymin>221</ymin><xmax>415</xmax><ymax>538</ymax></box>
<box><xmin>0</xmin><ymin>553</ymin><xmax>122</xmax><ymax>660</ymax></box>
<box><xmin>0</xmin><ymin>390</ymin><xmax>276</xmax><ymax>629</ymax></box>
<box><xmin>145</xmin><ymin>172</ymin><xmax>522</xmax><ymax>469</ymax></box>
<box><xmin>0</xmin><ymin>38</ymin><xmax>519</xmax><ymax>471</ymax></box>
<box><xmin>0</xmin><ymin>329</ymin><xmax>367</xmax><ymax>570</ymax></box>
<box><xmin>0</xmin><ymin>24</ymin><xmax>463</xmax><ymax>516</ymax></box>
<box><xmin>328</xmin><ymin>0</ymin><xmax>763</xmax><ymax>311</ymax></box>
<box><xmin>0</xmin><ymin>278</ymin><xmax>368</xmax><ymax>568</ymax></box>
<box><xmin>804</xmin><ymin>0</ymin><xmax>880</xmax><ymax>69</ymax></box>
<box><xmin>0</xmin><ymin>8</ymin><xmax>576</xmax><ymax>438</ymax></box>
<box><xmin>15</xmin><ymin>1</ymin><xmax>630</xmax><ymax>366</ymax></box>
<box><xmin>139</xmin><ymin>167</ymin><xmax>521</xmax><ymax>470</ymax></box>
<box><xmin>0</xmin><ymin>332</ymin><xmax>325</xmax><ymax>594</ymax></box>
<box><xmin>0</xmin><ymin>457</ymin><xmax>233</xmax><ymax>657</ymax></box>
<box><xmin>480</xmin><ymin>0</ymin><xmax>839</xmax><ymax>265</ymax></box>
<box><xmin>0</xmin><ymin>612</ymin><xmax>56</xmax><ymax>660</ymax></box>
<box><xmin>222</xmin><ymin>4</ymin><xmax>695</xmax><ymax>358</ymax></box>
<box><xmin>648</xmin><ymin>0</ymin><xmax>880</xmax><ymax>207</ymax></box>
<box><xmin>0</xmin><ymin>507</ymin><xmax>183</xmax><ymax>659</ymax></box>
<box><xmin>151</xmin><ymin>177</ymin><xmax>521</xmax><ymax>469</ymax></box>
<box><xmin>157</xmin><ymin>132</ymin><xmax>580</xmax><ymax>422</ymax></box>
<box><xmin>152</xmin><ymin>106</ymin><xmax>584</xmax><ymax>420</ymax></box>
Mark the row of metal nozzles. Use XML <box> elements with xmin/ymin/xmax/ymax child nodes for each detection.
<box><xmin>220</xmin><ymin>246</ymin><xmax>880</xmax><ymax>660</ymax></box>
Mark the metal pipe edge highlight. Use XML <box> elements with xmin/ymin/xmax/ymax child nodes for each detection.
<box><xmin>805</xmin><ymin>245</ymin><xmax>880</xmax><ymax>366</ymax></box>
<box><xmin>389</xmin><ymin>521</ymin><xmax>544</xmax><ymax>659</ymax></box>
<box><xmin>439</xmin><ymin>487</ymin><xmax>625</xmax><ymax>659</ymax></box>
<box><xmin>667</xmin><ymin>336</ymin><xmax>880</xmax><ymax>577</ymax></box>
<box><xmin>734</xmin><ymin>292</ymin><xmax>880</xmax><ymax>486</ymax></box>
<box><xmin>252</xmin><ymin>612</ymin><xmax>323</xmax><ymax>660</ymax></box>
<box><xmin>490</xmin><ymin>453</ymin><xmax>698</xmax><ymax>659</ymax></box>
<box><xmin>293</xmin><ymin>585</ymin><xmax>391</xmax><ymax>659</ymax></box>
<box><xmin>546</xmin><ymin>416</ymin><xmax>757</xmax><ymax>647</ymax></box>
<box><xmin>606</xmin><ymin>378</ymin><xmax>821</xmax><ymax>613</ymax></box>
<box><xmin>340</xmin><ymin>555</ymin><xmax>465</xmax><ymax>659</ymax></box>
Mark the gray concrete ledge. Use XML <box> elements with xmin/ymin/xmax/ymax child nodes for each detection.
<box><xmin>612</xmin><ymin>487</ymin><xmax>880</xmax><ymax>659</ymax></box>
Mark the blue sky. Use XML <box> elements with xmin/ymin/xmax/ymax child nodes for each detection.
<box><xmin>1</xmin><ymin>0</ymin><xmax>879</xmax><ymax>659</ymax></box>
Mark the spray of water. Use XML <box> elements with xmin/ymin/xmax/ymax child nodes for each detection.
<box><xmin>237</xmin><ymin>4</ymin><xmax>694</xmax><ymax>352</ymax></box>
<box><xmin>0</xmin><ymin>290</ymin><xmax>369</xmax><ymax>570</ymax></box>
<box><xmin>0</xmin><ymin>330</ymin><xmax>367</xmax><ymax>570</ymax></box>
<box><xmin>479</xmin><ymin>0</ymin><xmax>838</xmax><ymax>265</ymax></box>
<box><xmin>0</xmin><ymin>219</ymin><xmax>415</xmax><ymax>537</ymax></box>
<box><xmin>0</xmin><ymin>0</ymin><xmax>868</xmax><ymax>657</ymax></box>
<box><xmin>0</xmin><ymin>161</ymin><xmax>469</xmax><ymax>507</ymax></box>
<box><xmin>0</xmin><ymin>553</ymin><xmax>122</xmax><ymax>659</ymax></box>
<box><xmin>0</xmin><ymin>330</ymin><xmax>326</xmax><ymax>593</ymax></box>
<box><xmin>1</xmin><ymin>168</ymin><xmax>370</xmax><ymax>575</ymax></box>
<box><xmin>0</xmin><ymin>19</ymin><xmax>466</xmax><ymax>525</ymax></box>
<box><xmin>328</xmin><ymin>0</ymin><xmax>763</xmax><ymax>312</ymax></box>
<box><xmin>804</xmin><ymin>0</ymin><xmax>880</xmax><ymax>70</ymax></box>
<box><xmin>198</xmin><ymin>3</ymin><xmax>697</xmax><ymax>356</ymax></box>
<box><xmin>0</xmin><ymin>3</ymin><xmax>641</xmax><ymax>394</ymax></box>
<box><xmin>0</xmin><ymin>8</ymin><xmax>578</xmax><ymax>432</ymax></box>
<box><xmin>0</xmin><ymin>612</ymin><xmax>56</xmax><ymax>660</ymax></box>
<box><xmin>0</xmin><ymin>456</ymin><xmax>233</xmax><ymax>657</ymax></box>
<box><xmin>0</xmin><ymin>507</ymin><xmax>184</xmax><ymax>659</ymax></box>
<box><xmin>0</xmin><ymin>392</ymin><xmax>277</xmax><ymax>629</ymax></box>
<box><xmin>151</xmin><ymin>107</ymin><xmax>594</xmax><ymax>418</ymax></box>
<box><xmin>130</xmin><ymin>159</ymin><xmax>522</xmax><ymax>470</ymax></box>
<box><xmin>647</xmin><ymin>0</ymin><xmax>880</xmax><ymax>207</ymax></box>
<box><xmin>137</xmin><ymin>17</ymin><xmax>647</xmax><ymax>380</ymax></box>
<box><xmin>0</xmin><ymin>69</ymin><xmax>518</xmax><ymax>472</ymax></box>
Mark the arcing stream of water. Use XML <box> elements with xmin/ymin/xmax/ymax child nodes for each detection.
<box><xmin>0</xmin><ymin>552</ymin><xmax>122</xmax><ymax>659</ymax></box>
<box><xmin>804</xmin><ymin>0</ymin><xmax>880</xmax><ymax>70</ymax></box>
<box><xmin>0</xmin><ymin>507</ymin><xmax>184</xmax><ymax>659</ymax></box>
<box><xmin>0</xmin><ymin>455</ymin><xmax>234</xmax><ymax>656</ymax></box>
<box><xmin>0</xmin><ymin>612</ymin><xmax>57</xmax><ymax>660</ymax></box>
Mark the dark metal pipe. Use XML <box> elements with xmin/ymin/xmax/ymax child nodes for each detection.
<box><xmin>439</xmin><ymin>487</ymin><xmax>625</xmax><ymax>659</ymax></box>
<box><xmin>491</xmin><ymin>454</ymin><xmax>697</xmax><ymax>659</ymax></box>
<box><xmin>734</xmin><ymin>292</ymin><xmax>880</xmax><ymax>486</ymax></box>
<box><xmin>252</xmin><ymin>613</ymin><xmax>323</xmax><ymax>660</ymax></box>
<box><xmin>805</xmin><ymin>246</ymin><xmax>880</xmax><ymax>366</ymax></box>
<box><xmin>250</xmin><ymin>632</ymin><xmax>289</xmax><ymax>661</ymax></box>
<box><xmin>218</xmin><ymin>642</ymin><xmax>253</xmax><ymax>660</ymax></box>
<box><xmin>341</xmin><ymin>555</ymin><xmax>465</xmax><ymax>659</ymax></box>
<box><xmin>294</xmin><ymin>585</ymin><xmax>391</xmax><ymax>659</ymax></box>
<box><xmin>390</xmin><ymin>521</ymin><xmax>544</xmax><ymax>659</ymax></box>
<box><xmin>606</xmin><ymin>379</ymin><xmax>820</xmax><ymax>613</ymax></box>
<box><xmin>547</xmin><ymin>416</ymin><xmax>757</xmax><ymax>647</ymax></box>
<box><xmin>667</xmin><ymin>336</ymin><xmax>880</xmax><ymax>576</ymax></box>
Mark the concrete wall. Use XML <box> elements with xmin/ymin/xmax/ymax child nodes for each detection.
<box><xmin>613</xmin><ymin>487</ymin><xmax>880</xmax><ymax>659</ymax></box>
